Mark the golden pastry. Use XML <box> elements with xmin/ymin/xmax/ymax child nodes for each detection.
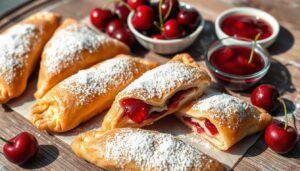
<box><xmin>0</xmin><ymin>12</ymin><xmax>60</xmax><ymax>103</ymax></box>
<box><xmin>71</xmin><ymin>128</ymin><xmax>225</xmax><ymax>171</ymax></box>
<box><xmin>34</xmin><ymin>18</ymin><xmax>130</xmax><ymax>99</ymax></box>
<box><xmin>176</xmin><ymin>91</ymin><xmax>272</xmax><ymax>150</ymax></box>
<box><xmin>101</xmin><ymin>54</ymin><xmax>211</xmax><ymax>130</ymax></box>
<box><xmin>31</xmin><ymin>55</ymin><xmax>158</xmax><ymax>132</ymax></box>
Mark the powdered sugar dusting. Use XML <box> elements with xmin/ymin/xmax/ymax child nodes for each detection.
<box><xmin>0</xmin><ymin>24</ymin><xmax>37</xmax><ymax>84</ymax></box>
<box><xmin>58</xmin><ymin>57</ymin><xmax>136</xmax><ymax>105</ymax></box>
<box><xmin>192</xmin><ymin>92</ymin><xmax>256</xmax><ymax>130</ymax></box>
<box><xmin>122</xmin><ymin>62</ymin><xmax>204</xmax><ymax>100</ymax></box>
<box><xmin>103</xmin><ymin>129</ymin><xmax>214</xmax><ymax>170</ymax></box>
<box><xmin>44</xmin><ymin>23</ymin><xmax>109</xmax><ymax>75</ymax></box>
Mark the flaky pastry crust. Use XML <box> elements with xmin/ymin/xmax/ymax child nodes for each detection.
<box><xmin>31</xmin><ymin>55</ymin><xmax>158</xmax><ymax>132</ymax></box>
<box><xmin>0</xmin><ymin>12</ymin><xmax>61</xmax><ymax>103</ymax></box>
<box><xmin>34</xmin><ymin>18</ymin><xmax>130</xmax><ymax>99</ymax></box>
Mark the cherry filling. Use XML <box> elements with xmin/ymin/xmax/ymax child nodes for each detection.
<box><xmin>121</xmin><ymin>88</ymin><xmax>196</xmax><ymax>124</ymax></box>
<box><xmin>121</xmin><ymin>99</ymin><xmax>148</xmax><ymax>124</ymax></box>
<box><xmin>204</xmin><ymin>119</ymin><xmax>218</xmax><ymax>135</ymax></box>
<box><xmin>183</xmin><ymin>117</ymin><xmax>219</xmax><ymax>135</ymax></box>
<box><xmin>183</xmin><ymin>117</ymin><xmax>205</xmax><ymax>134</ymax></box>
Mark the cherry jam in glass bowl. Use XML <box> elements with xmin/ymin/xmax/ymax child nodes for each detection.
<box><xmin>221</xmin><ymin>14</ymin><xmax>273</xmax><ymax>40</ymax></box>
<box><xmin>205</xmin><ymin>37</ymin><xmax>270</xmax><ymax>91</ymax></box>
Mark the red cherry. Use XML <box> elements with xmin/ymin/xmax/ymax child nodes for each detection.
<box><xmin>151</xmin><ymin>34</ymin><xmax>165</xmax><ymax>40</ymax></box>
<box><xmin>90</xmin><ymin>8</ymin><xmax>114</xmax><ymax>30</ymax></box>
<box><xmin>204</xmin><ymin>119</ymin><xmax>219</xmax><ymax>135</ymax></box>
<box><xmin>105</xmin><ymin>19</ymin><xmax>126</xmax><ymax>36</ymax></box>
<box><xmin>163</xmin><ymin>19</ymin><xmax>185</xmax><ymax>39</ymax></box>
<box><xmin>127</xmin><ymin>0</ymin><xmax>147</xmax><ymax>10</ymax></box>
<box><xmin>1</xmin><ymin>132</ymin><xmax>38</xmax><ymax>165</ymax></box>
<box><xmin>265</xmin><ymin>121</ymin><xmax>298</xmax><ymax>154</ymax></box>
<box><xmin>220</xmin><ymin>47</ymin><xmax>235</xmax><ymax>61</ymax></box>
<box><xmin>112</xmin><ymin>28</ymin><xmax>135</xmax><ymax>47</ymax></box>
<box><xmin>236</xmin><ymin>55</ymin><xmax>248</xmax><ymax>65</ymax></box>
<box><xmin>121</xmin><ymin>98</ymin><xmax>149</xmax><ymax>124</ymax></box>
<box><xmin>132</xmin><ymin>5</ymin><xmax>154</xmax><ymax>31</ymax></box>
<box><xmin>251</xmin><ymin>84</ymin><xmax>280</xmax><ymax>112</ymax></box>
<box><xmin>177</xmin><ymin>9</ymin><xmax>200</xmax><ymax>30</ymax></box>
<box><xmin>160</xmin><ymin>0</ymin><xmax>179</xmax><ymax>18</ymax></box>
<box><xmin>115</xmin><ymin>4</ymin><xmax>130</xmax><ymax>22</ymax></box>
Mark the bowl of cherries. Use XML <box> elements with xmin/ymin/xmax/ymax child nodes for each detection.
<box><xmin>127</xmin><ymin>0</ymin><xmax>205</xmax><ymax>54</ymax></box>
<box><xmin>206</xmin><ymin>36</ymin><xmax>270</xmax><ymax>91</ymax></box>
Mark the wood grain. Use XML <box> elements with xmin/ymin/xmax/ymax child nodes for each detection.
<box><xmin>0</xmin><ymin>0</ymin><xmax>299</xmax><ymax>170</ymax></box>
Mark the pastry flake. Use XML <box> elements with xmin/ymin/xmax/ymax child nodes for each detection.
<box><xmin>34</xmin><ymin>18</ymin><xmax>130</xmax><ymax>99</ymax></box>
<box><xmin>71</xmin><ymin>128</ymin><xmax>224</xmax><ymax>171</ymax></box>
<box><xmin>0</xmin><ymin>11</ymin><xmax>60</xmax><ymax>103</ymax></box>
<box><xmin>176</xmin><ymin>91</ymin><xmax>272</xmax><ymax>150</ymax></box>
<box><xmin>101</xmin><ymin>53</ymin><xmax>211</xmax><ymax>130</ymax></box>
<box><xmin>30</xmin><ymin>55</ymin><xmax>157</xmax><ymax>132</ymax></box>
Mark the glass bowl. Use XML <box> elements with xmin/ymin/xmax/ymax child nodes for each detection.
<box><xmin>205</xmin><ymin>37</ymin><xmax>271</xmax><ymax>91</ymax></box>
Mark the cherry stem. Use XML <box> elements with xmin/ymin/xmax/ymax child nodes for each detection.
<box><xmin>0</xmin><ymin>136</ymin><xmax>12</xmax><ymax>144</ymax></box>
<box><xmin>277</xmin><ymin>97</ymin><xmax>288</xmax><ymax>130</ymax></box>
<box><xmin>158</xmin><ymin>0</ymin><xmax>164</xmax><ymax>29</ymax></box>
<box><xmin>118</xmin><ymin>0</ymin><xmax>132</xmax><ymax>11</ymax></box>
<box><xmin>248</xmin><ymin>33</ymin><xmax>261</xmax><ymax>64</ymax></box>
<box><xmin>154</xmin><ymin>21</ymin><xmax>163</xmax><ymax>31</ymax></box>
<box><xmin>163</xmin><ymin>0</ymin><xmax>173</xmax><ymax>21</ymax></box>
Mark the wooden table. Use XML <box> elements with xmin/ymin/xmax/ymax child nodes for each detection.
<box><xmin>0</xmin><ymin>0</ymin><xmax>299</xmax><ymax>170</ymax></box>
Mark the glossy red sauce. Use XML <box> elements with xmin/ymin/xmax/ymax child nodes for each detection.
<box><xmin>210</xmin><ymin>46</ymin><xmax>264</xmax><ymax>75</ymax></box>
<box><xmin>221</xmin><ymin>14</ymin><xmax>273</xmax><ymax>40</ymax></box>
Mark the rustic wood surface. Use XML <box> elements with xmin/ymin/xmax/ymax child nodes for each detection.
<box><xmin>0</xmin><ymin>0</ymin><xmax>299</xmax><ymax>170</ymax></box>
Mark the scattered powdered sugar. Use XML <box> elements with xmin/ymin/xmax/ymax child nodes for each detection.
<box><xmin>103</xmin><ymin>129</ymin><xmax>214</xmax><ymax>171</ymax></box>
<box><xmin>58</xmin><ymin>57</ymin><xmax>136</xmax><ymax>105</ymax></box>
<box><xmin>192</xmin><ymin>92</ymin><xmax>256</xmax><ymax>129</ymax></box>
<box><xmin>122</xmin><ymin>62</ymin><xmax>203</xmax><ymax>100</ymax></box>
<box><xmin>44</xmin><ymin>23</ymin><xmax>109</xmax><ymax>75</ymax></box>
<box><xmin>0</xmin><ymin>24</ymin><xmax>37</xmax><ymax>84</ymax></box>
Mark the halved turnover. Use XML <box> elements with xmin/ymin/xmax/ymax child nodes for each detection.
<box><xmin>176</xmin><ymin>91</ymin><xmax>272</xmax><ymax>150</ymax></box>
<box><xmin>31</xmin><ymin>55</ymin><xmax>157</xmax><ymax>132</ymax></box>
<box><xmin>101</xmin><ymin>54</ymin><xmax>211</xmax><ymax>130</ymax></box>
<box><xmin>71</xmin><ymin>128</ymin><xmax>224</xmax><ymax>171</ymax></box>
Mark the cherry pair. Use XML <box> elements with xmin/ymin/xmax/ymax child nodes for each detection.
<box><xmin>251</xmin><ymin>84</ymin><xmax>298</xmax><ymax>154</ymax></box>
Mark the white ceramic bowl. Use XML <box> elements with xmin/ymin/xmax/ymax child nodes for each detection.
<box><xmin>215</xmin><ymin>7</ymin><xmax>280</xmax><ymax>48</ymax></box>
<box><xmin>128</xmin><ymin>2</ymin><xmax>205</xmax><ymax>54</ymax></box>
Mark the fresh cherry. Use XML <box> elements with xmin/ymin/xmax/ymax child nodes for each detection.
<box><xmin>251</xmin><ymin>84</ymin><xmax>280</xmax><ymax>112</ymax></box>
<box><xmin>132</xmin><ymin>5</ymin><xmax>154</xmax><ymax>31</ymax></box>
<box><xmin>1</xmin><ymin>132</ymin><xmax>39</xmax><ymax>165</ymax></box>
<box><xmin>163</xmin><ymin>19</ymin><xmax>185</xmax><ymax>39</ymax></box>
<box><xmin>160</xmin><ymin>0</ymin><xmax>179</xmax><ymax>19</ymax></box>
<box><xmin>105</xmin><ymin>19</ymin><xmax>126</xmax><ymax>36</ymax></box>
<box><xmin>265</xmin><ymin>121</ymin><xmax>298</xmax><ymax>154</ymax></box>
<box><xmin>127</xmin><ymin>0</ymin><xmax>147</xmax><ymax>10</ymax></box>
<box><xmin>112</xmin><ymin>27</ymin><xmax>135</xmax><ymax>47</ymax></box>
<box><xmin>121</xmin><ymin>98</ymin><xmax>149</xmax><ymax>124</ymax></box>
<box><xmin>115</xmin><ymin>4</ymin><xmax>130</xmax><ymax>22</ymax></box>
<box><xmin>90</xmin><ymin>8</ymin><xmax>114</xmax><ymax>30</ymax></box>
<box><xmin>177</xmin><ymin>8</ymin><xmax>200</xmax><ymax>30</ymax></box>
<box><xmin>151</xmin><ymin>34</ymin><xmax>165</xmax><ymax>40</ymax></box>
